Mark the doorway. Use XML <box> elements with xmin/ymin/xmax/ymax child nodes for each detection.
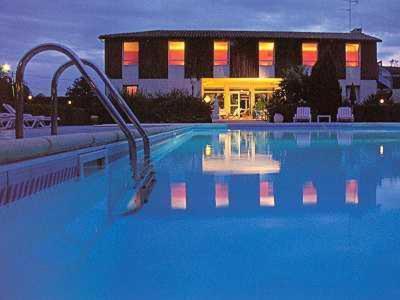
<box><xmin>229</xmin><ymin>91</ymin><xmax>251</xmax><ymax>119</ymax></box>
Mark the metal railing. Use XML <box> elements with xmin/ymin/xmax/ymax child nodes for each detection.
<box><xmin>51</xmin><ymin>59</ymin><xmax>152</xmax><ymax>177</ymax></box>
<box><xmin>15</xmin><ymin>43</ymin><xmax>151</xmax><ymax>180</ymax></box>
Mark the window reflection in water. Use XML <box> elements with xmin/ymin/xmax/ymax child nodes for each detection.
<box><xmin>260</xmin><ymin>178</ymin><xmax>275</xmax><ymax>207</ymax></box>
<box><xmin>346</xmin><ymin>180</ymin><xmax>359</xmax><ymax>205</ymax></box>
<box><xmin>171</xmin><ymin>182</ymin><xmax>187</xmax><ymax>210</ymax></box>
<box><xmin>303</xmin><ymin>182</ymin><xmax>317</xmax><ymax>205</ymax></box>
<box><xmin>215</xmin><ymin>181</ymin><xmax>229</xmax><ymax>208</ymax></box>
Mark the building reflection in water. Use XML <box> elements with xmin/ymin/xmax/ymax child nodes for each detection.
<box><xmin>171</xmin><ymin>182</ymin><xmax>187</xmax><ymax>210</ymax></box>
<box><xmin>303</xmin><ymin>182</ymin><xmax>317</xmax><ymax>205</ymax></box>
<box><xmin>202</xmin><ymin>131</ymin><xmax>281</xmax><ymax>175</ymax></box>
<box><xmin>165</xmin><ymin>130</ymin><xmax>379</xmax><ymax>212</ymax></box>
<box><xmin>346</xmin><ymin>180</ymin><xmax>359</xmax><ymax>205</ymax></box>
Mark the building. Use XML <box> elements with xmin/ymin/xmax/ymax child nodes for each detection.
<box><xmin>99</xmin><ymin>29</ymin><xmax>381</xmax><ymax>119</ymax></box>
<box><xmin>379</xmin><ymin>66</ymin><xmax>400</xmax><ymax>102</ymax></box>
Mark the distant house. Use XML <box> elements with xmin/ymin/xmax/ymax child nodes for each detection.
<box><xmin>379</xmin><ymin>66</ymin><xmax>400</xmax><ymax>102</ymax></box>
<box><xmin>99</xmin><ymin>29</ymin><xmax>381</xmax><ymax>120</ymax></box>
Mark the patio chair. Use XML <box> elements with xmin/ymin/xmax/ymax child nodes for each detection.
<box><xmin>293</xmin><ymin>107</ymin><xmax>312</xmax><ymax>123</ymax></box>
<box><xmin>2</xmin><ymin>103</ymin><xmax>52</xmax><ymax>128</ymax></box>
<box><xmin>337</xmin><ymin>107</ymin><xmax>354</xmax><ymax>122</ymax></box>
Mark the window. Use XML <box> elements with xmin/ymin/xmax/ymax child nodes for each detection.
<box><xmin>214</xmin><ymin>41</ymin><xmax>229</xmax><ymax>66</ymax></box>
<box><xmin>168</xmin><ymin>41</ymin><xmax>185</xmax><ymax>66</ymax></box>
<box><xmin>302</xmin><ymin>43</ymin><xmax>318</xmax><ymax>66</ymax></box>
<box><xmin>346</xmin><ymin>43</ymin><xmax>360</xmax><ymax>67</ymax></box>
<box><xmin>123</xmin><ymin>42</ymin><xmax>139</xmax><ymax>65</ymax></box>
<box><xmin>124</xmin><ymin>85</ymin><xmax>138</xmax><ymax>96</ymax></box>
<box><xmin>259</xmin><ymin>42</ymin><xmax>274</xmax><ymax>66</ymax></box>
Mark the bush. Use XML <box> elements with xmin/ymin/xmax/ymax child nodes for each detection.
<box><xmin>354</xmin><ymin>102</ymin><xmax>400</xmax><ymax>122</ymax></box>
<box><xmin>25</xmin><ymin>102</ymin><xmax>91</xmax><ymax>125</ymax></box>
<box><xmin>125</xmin><ymin>90</ymin><xmax>212</xmax><ymax>123</ymax></box>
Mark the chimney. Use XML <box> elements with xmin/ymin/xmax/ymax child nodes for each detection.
<box><xmin>351</xmin><ymin>28</ymin><xmax>362</xmax><ymax>33</ymax></box>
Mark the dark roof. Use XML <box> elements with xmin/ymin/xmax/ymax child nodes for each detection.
<box><xmin>99</xmin><ymin>30</ymin><xmax>381</xmax><ymax>42</ymax></box>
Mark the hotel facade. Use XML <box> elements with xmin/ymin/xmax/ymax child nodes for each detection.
<box><xmin>99</xmin><ymin>29</ymin><xmax>381</xmax><ymax>119</ymax></box>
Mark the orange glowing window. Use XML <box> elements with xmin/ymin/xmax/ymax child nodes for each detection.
<box><xmin>215</xmin><ymin>183</ymin><xmax>229</xmax><ymax>207</ymax></box>
<box><xmin>259</xmin><ymin>42</ymin><xmax>274</xmax><ymax>66</ymax></box>
<box><xmin>260</xmin><ymin>180</ymin><xmax>275</xmax><ymax>207</ymax></box>
<box><xmin>346</xmin><ymin>180</ymin><xmax>359</xmax><ymax>204</ymax></box>
<box><xmin>123</xmin><ymin>42</ymin><xmax>139</xmax><ymax>65</ymax></box>
<box><xmin>214</xmin><ymin>41</ymin><xmax>229</xmax><ymax>66</ymax></box>
<box><xmin>168</xmin><ymin>41</ymin><xmax>185</xmax><ymax>66</ymax></box>
<box><xmin>171</xmin><ymin>182</ymin><xmax>187</xmax><ymax>209</ymax></box>
<box><xmin>302</xmin><ymin>43</ymin><xmax>318</xmax><ymax>66</ymax></box>
<box><xmin>124</xmin><ymin>85</ymin><xmax>138</xmax><ymax>96</ymax></box>
<box><xmin>303</xmin><ymin>182</ymin><xmax>317</xmax><ymax>205</ymax></box>
<box><xmin>346</xmin><ymin>43</ymin><xmax>360</xmax><ymax>67</ymax></box>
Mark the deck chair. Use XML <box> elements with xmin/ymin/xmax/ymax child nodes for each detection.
<box><xmin>337</xmin><ymin>107</ymin><xmax>354</xmax><ymax>122</ymax></box>
<box><xmin>2</xmin><ymin>103</ymin><xmax>51</xmax><ymax>128</ymax></box>
<box><xmin>0</xmin><ymin>113</ymin><xmax>15</xmax><ymax>129</ymax></box>
<box><xmin>293</xmin><ymin>107</ymin><xmax>312</xmax><ymax>122</ymax></box>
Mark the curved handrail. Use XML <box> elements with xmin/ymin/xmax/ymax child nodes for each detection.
<box><xmin>15</xmin><ymin>43</ymin><xmax>139</xmax><ymax>179</ymax></box>
<box><xmin>51</xmin><ymin>59</ymin><xmax>151</xmax><ymax>174</ymax></box>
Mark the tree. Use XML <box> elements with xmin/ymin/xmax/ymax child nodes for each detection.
<box><xmin>280</xmin><ymin>65</ymin><xmax>310</xmax><ymax>105</ymax></box>
<box><xmin>308</xmin><ymin>51</ymin><xmax>342</xmax><ymax>116</ymax></box>
<box><xmin>66</xmin><ymin>77</ymin><xmax>96</xmax><ymax>109</ymax></box>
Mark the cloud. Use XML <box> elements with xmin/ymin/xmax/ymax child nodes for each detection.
<box><xmin>1</xmin><ymin>0</ymin><xmax>399</xmax><ymax>94</ymax></box>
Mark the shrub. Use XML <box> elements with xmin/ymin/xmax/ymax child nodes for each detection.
<box><xmin>125</xmin><ymin>89</ymin><xmax>212</xmax><ymax>123</ymax></box>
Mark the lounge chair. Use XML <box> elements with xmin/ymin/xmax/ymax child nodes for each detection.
<box><xmin>293</xmin><ymin>107</ymin><xmax>312</xmax><ymax>122</ymax></box>
<box><xmin>2</xmin><ymin>103</ymin><xmax>52</xmax><ymax>128</ymax></box>
<box><xmin>337</xmin><ymin>107</ymin><xmax>354</xmax><ymax>122</ymax></box>
<box><xmin>0</xmin><ymin>113</ymin><xmax>15</xmax><ymax>129</ymax></box>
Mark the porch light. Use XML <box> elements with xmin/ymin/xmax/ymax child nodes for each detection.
<box><xmin>379</xmin><ymin>98</ymin><xmax>385</xmax><ymax>104</ymax></box>
<box><xmin>68</xmin><ymin>100</ymin><xmax>72</xmax><ymax>105</ymax></box>
<box><xmin>204</xmin><ymin>95</ymin><xmax>211</xmax><ymax>103</ymax></box>
<box><xmin>1</xmin><ymin>63</ymin><xmax>11</xmax><ymax>73</ymax></box>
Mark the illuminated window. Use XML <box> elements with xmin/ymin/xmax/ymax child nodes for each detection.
<box><xmin>124</xmin><ymin>85</ymin><xmax>138</xmax><ymax>96</ymax></box>
<box><xmin>168</xmin><ymin>41</ymin><xmax>185</xmax><ymax>66</ymax></box>
<box><xmin>123</xmin><ymin>42</ymin><xmax>139</xmax><ymax>65</ymax></box>
<box><xmin>214</xmin><ymin>41</ymin><xmax>229</xmax><ymax>66</ymax></box>
<box><xmin>346</xmin><ymin>43</ymin><xmax>360</xmax><ymax>67</ymax></box>
<box><xmin>302</xmin><ymin>43</ymin><xmax>318</xmax><ymax>66</ymax></box>
<box><xmin>259</xmin><ymin>42</ymin><xmax>274</xmax><ymax>66</ymax></box>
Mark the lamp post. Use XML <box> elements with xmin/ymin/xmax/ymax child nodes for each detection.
<box><xmin>1</xmin><ymin>63</ymin><xmax>15</xmax><ymax>99</ymax></box>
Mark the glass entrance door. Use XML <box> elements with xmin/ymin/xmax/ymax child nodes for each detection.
<box><xmin>229</xmin><ymin>91</ymin><xmax>251</xmax><ymax>119</ymax></box>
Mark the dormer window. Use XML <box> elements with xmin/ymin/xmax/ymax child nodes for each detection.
<box><xmin>123</xmin><ymin>42</ymin><xmax>139</xmax><ymax>65</ymax></box>
<box><xmin>214</xmin><ymin>41</ymin><xmax>229</xmax><ymax>66</ymax></box>
<box><xmin>302</xmin><ymin>43</ymin><xmax>318</xmax><ymax>67</ymax></box>
<box><xmin>168</xmin><ymin>41</ymin><xmax>185</xmax><ymax>66</ymax></box>
<box><xmin>259</xmin><ymin>42</ymin><xmax>274</xmax><ymax>66</ymax></box>
<box><xmin>346</xmin><ymin>43</ymin><xmax>360</xmax><ymax>67</ymax></box>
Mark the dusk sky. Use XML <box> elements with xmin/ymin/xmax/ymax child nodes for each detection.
<box><xmin>1</xmin><ymin>0</ymin><xmax>399</xmax><ymax>95</ymax></box>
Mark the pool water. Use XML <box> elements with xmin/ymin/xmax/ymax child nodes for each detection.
<box><xmin>1</xmin><ymin>128</ymin><xmax>400</xmax><ymax>299</ymax></box>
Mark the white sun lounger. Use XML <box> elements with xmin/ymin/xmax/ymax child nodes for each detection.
<box><xmin>293</xmin><ymin>107</ymin><xmax>312</xmax><ymax>123</ymax></box>
<box><xmin>2</xmin><ymin>103</ymin><xmax>52</xmax><ymax>128</ymax></box>
<box><xmin>337</xmin><ymin>107</ymin><xmax>354</xmax><ymax>122</ymax></box>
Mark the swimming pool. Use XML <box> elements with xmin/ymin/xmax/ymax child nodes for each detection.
<box><xmin>1</xmin><ymin>125</ymin><xmax>400</xmax><ymax>299</ymax></box>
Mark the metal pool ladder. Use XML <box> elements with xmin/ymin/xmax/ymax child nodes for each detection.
<box><xmin>14</xmin><ymin>43</ymin><xmax>154</xmax><ymax>188</ymax></box>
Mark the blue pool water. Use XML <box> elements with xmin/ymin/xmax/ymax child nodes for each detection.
<box><xmin>1</xmin><ymin>127</ymin><xmax>400</xmax><ymax>299</ymax></box>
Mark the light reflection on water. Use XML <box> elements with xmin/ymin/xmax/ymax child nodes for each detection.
<box><xmin>2</xmin><ymin>128</ymin><xmax>400</xmax><ymax>299</ymax></box>
<box><xmin>149</xmin><ymin>129</ymin><xmax>400</xmax><ymax>215</ymax></box>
